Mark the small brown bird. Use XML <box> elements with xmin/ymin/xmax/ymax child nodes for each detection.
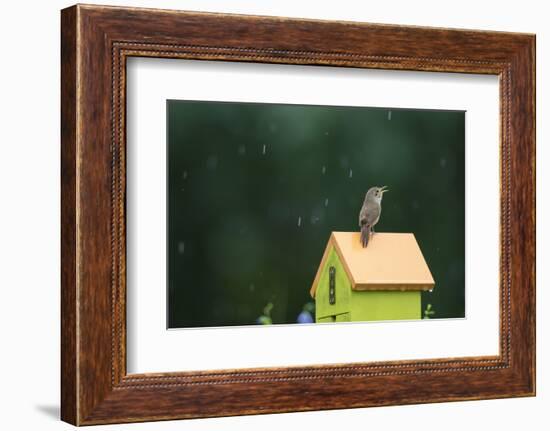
<box><xmin>358</xmin><ymin>186</ymin><xmax>388</xmax><ymax>247</ymax></box>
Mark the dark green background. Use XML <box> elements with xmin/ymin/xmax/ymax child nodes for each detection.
<box><xmin>167</xmin><ymin>100</ymin><xmax>465</xmax><ymax>328</ymax></box>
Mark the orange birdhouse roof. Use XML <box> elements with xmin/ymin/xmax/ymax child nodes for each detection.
<box><xmin>310</xmin><ymin>232</ymin><xmax>435</xmax><ymax>298</ymax></box>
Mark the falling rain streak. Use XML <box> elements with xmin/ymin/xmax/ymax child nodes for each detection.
<box><xmin>206</xmin><ymin>155</ymin><xmax>218</xmax><ymax>171</ymax></box>
<box><xmin>262</xmin><ymin>144</ymin><xmax>266</xmax><ymax>155</ymax></box>
<box><xmin>388</xmin><ymin>110</ymin><xmax>392</xmax><ymax>120</ymax></box>
<box><xmin>297</xmin><ymin>216</ymin><xmax>302</xmax><ymax>227</ymax></box>
<box><xmin>177</xmin><ymin>241</ymin><xmax>185</xmax><ymax>254</ymax></box>
<box><xmin>349</xmin><ymin>169</ymin><xmax>353</xmax><ymax>178</ymax></box>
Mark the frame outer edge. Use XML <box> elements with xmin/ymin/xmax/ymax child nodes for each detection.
<box><xmin>61</xmin><ymin>5</ymin><xmax>79</xmax><ymax>426</ymax></box>
<box><xmin>526</xmin><ymin>35</ymin><xmax>536</xmax><ymax>395</ymax></box>
<box><xmin>525</xmin><ymin>35</ymin><xmax>537</xmax><ymax>396</ymax></box>
<box><xmin>504</xmin><ymin>35</ymin><xmax>536</xmax><ymax>396</ymax></box>
<box><xmin>60</xmin><ymin>4</ymin><xmax>536</xmax><ymax>424</ymax></box>
<box><xmin>531</xmin><ymin>35</ymin><xmax>536</xmax><ymax>396</ymax></box>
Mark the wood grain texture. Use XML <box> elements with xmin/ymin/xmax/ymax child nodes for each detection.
<box><xmin>60</xmin><ymin>5</ymin><xmax>78</xmax><ymax>425</ymax></box>
<box><xmin>60</xmin><ymin>4</ymin><xmax>536</xmax><ymax>425</ymax></box>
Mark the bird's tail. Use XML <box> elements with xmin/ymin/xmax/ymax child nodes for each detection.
<box><xmin>360</xmin><ymin>224</ymin><xmax>370</xmax><ymax>248</ymax></box>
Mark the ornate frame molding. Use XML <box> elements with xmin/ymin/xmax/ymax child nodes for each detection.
<box><xmin>61</xmin><ymin>5</ymin><xmax>535</xmax><ymax>425</ymax></box>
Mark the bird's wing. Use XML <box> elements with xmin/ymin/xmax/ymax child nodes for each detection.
<box><xmin>365</xmin><ymin>200</ymin><xmax>381</xmax><ymax>225</ymax></box>
<box><xmin>359</xmin><ymin>203</ymin><xmax>369</xmax><ymax>226</ymax></box>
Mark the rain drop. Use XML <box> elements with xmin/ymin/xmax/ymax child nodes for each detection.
<box><xmin>206</xmin><ymin>155</ymin><xmax>218</xmax><ymax>171</ymax></box>
<box><xmin>388</xmin><ymin>110</ymin><xmax>392</xmax><ymax>120</ymax></box>
<box><xmin>297</xmin><ymin>216</ymin><xmax>302</xmax><ymax>227</ymax></box>
<box><xmin>321</xmin><ymin>165</ymin><xmax>326</xmax><ymax>175</ymax></box>
<box><xmin>340</xmin><ymin>156</ymin><xmax>349</xmax><ymax>168</ymax></box>
<box><xmin>182</xmin><ymin>170</ymin><xmax>188</xmax><ymax>180</ymax></box>
<box><xmin>440</xmin><ymin>157</ymin><xmax>447</xmax><ymax>168</ymax></box>
<box><xmin>262</xmin><ymin>144</ymin><xmax>267</xmax><ymax>155</ymax></box>
<box><xmin>177</xmin><ymin>241</ymin><xmax>185</xmax><ymax>254</ymax></box>
<box><xmin>324</xmin><ymin>198</ymin><xmax>329</xmax><ymax>207</ymax></box>
<box><xmin>428</xmin><ymin>289</ymin><xmax>434</xmax><ymax>293</ymax></box>
<box><xmin>349</xmin><ymin>169</ymin><xmax>353</xmax><ymax>178</ymax></box>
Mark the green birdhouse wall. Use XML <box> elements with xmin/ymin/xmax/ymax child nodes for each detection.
<box><xmin>310</xmin><ymin>232</ymin><xmax>435</xmax><ymax>323</ymax></box>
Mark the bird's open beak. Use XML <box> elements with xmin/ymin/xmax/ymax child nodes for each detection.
<box><xmin>380</xmin><ymin>186</ymin><xmax>389</xmax><ymax>193</ymax></box>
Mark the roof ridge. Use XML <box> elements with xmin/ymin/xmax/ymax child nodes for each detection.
<box><xmin>310</xmin><ymin>231</ymin><xmax>435</xmax><ymax>297</ymax></box>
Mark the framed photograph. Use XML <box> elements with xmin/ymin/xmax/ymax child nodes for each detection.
<box><xmin>61</xmin><ymin>4</ymin><xmax>535</xmax><ymax>425</ymax></box>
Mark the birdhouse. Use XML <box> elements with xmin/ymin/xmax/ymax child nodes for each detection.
<box><xmin>310</xmin><ymin>232</ymin><xmax>435</xmax><ymax>323</ymax></box>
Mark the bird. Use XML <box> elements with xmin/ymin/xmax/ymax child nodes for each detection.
<box><xmin>358</xmin><ymin>186</ymin><xmax>389</xmax><ymax>247</ymax></box>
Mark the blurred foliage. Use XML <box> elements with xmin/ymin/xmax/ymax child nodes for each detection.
<box><xmin>297</xmin><ymin>302</ymin><xmax>315</xmax><ymax>324</ymax></box>
<box><xmin>167</xmin><ymin>101</ymin><xmax>465</xmax><ymax>328</ymax></box>
<box><xmin>423</xmin><ymin>303</ymin><xmax>436</xmax><ymax>319</ymax></box>
<box><xmin>256</xmin><ymin>302</ymin><xmax>274</xmax><ymax>325</ymax></box>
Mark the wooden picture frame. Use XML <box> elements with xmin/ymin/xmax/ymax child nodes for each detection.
<box><xmin>61</xmin><ymin>4</ymin><xmax>535</xmax><ymax>425</ymax></box>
